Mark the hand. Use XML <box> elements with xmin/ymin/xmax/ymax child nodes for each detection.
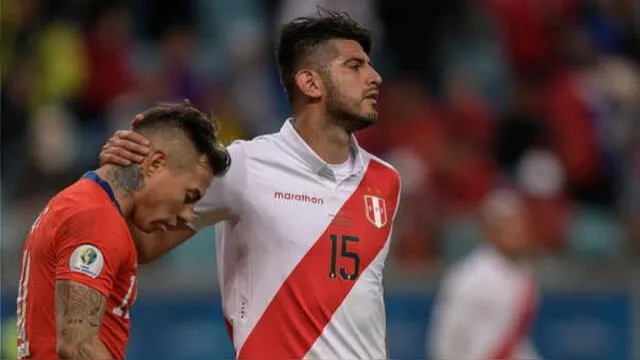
<box><xmin>99</xmin><ymin>114</ymin><xmax>150</xmax><ymax>166</ymax></box>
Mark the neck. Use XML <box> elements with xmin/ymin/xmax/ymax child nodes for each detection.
<box><xmin>291</xmin><ymin>109</ymin><xmax>352</xmax><ymax>164</ymax></box>
<box><xmin>95</xmin><ymin>165</ymin><xmax>136</xmax><ymax>216</ymax></box>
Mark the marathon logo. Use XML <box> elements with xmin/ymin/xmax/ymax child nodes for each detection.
<box><xmin>274</xmin><ymin>191</ymin><xmax>324</xmax><ymax>205</ymax></box>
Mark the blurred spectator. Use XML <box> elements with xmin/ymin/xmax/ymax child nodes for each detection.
<box><xmin>540</xmin><ymin>25</ymin><xmax>612</xmax><ymax>207</ymax></box>
<box><xmin>1</xmin><ymin>0</ymin><xmax>41</xmax><ymax>81</ymax></box>
<box><xmin>206</xmin><ymin>88</ymin><xmax>248</xmax><ymax>145</ymax></box>
<box><xmin>377</xmin><ymin>0</ymin><xmax>469</xmax><ymax>91</ymax></box>
<box><xmin>487</xmin><ymin>0</ymin><xmax>577</xmax><ymax>77</ymax></box>
<box><xmin>33</xmin><ymin>20</ymin><xmax>85</xmax><ymax>107</ymax></box>
<box><xmin>153</xmin><ymin>24</ymin><xmax>203</xmax><ymax>104</ymax></box>
<box><xmin>1</xmin><ymin>0</ymin><xmax>639</xmax><ymax>295</ymax></box>
<box><xmin>516</xmin><ymin>149</ymin><xmax>572</xmax><ymax>252</ymax></box>
<box><xmin>495</xmin><ymin>78</ymin><xmax>550</xmax><ymax>176</ymax></box>
<box><xmin>429</xmin><ymin>189</ymin><xmax>540</xmax><ymax>360</ymax></box>
<box><xmin>435</xmin><ymin>73</ymin><xmax>498</xmax><ymax>217</ymax></box>
<box><xmin>1</xmin><ymin>55</ymin><xmax>37</xmax><ymax>206</ymax></box>
<box><xmin>584</xmin><ymin>0</ymin><xmax>640</xmax><ymax>61</ymax></box>
<box><xmin>76</xmin><ymin>2</ymin><xmax>134</xmax><ymax>119</ymax></box>
<box><xmin>1</xmin><ymin>2</ymin><xmax>639</xmax><ymax>357</ymax></box>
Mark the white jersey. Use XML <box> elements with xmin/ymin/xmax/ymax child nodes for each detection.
<box><xmin>191</xmin><ymin>119</ymin><xmax>401</xmax><ymax>359</ymax></box>
<box><xmin>428</xmin><ymin>246</ymin><xmax>539</xmax><ymax>360</ymax></box>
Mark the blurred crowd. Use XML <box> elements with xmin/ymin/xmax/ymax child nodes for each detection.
<box><xmin>2</xmin><ymin>0</ymin><xmax>640</xmax><ymax>281</ymax></box>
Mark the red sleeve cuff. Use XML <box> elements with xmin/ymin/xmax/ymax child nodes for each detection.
<box><xmin>55</xmin><ymin>272</ymin><xmax>111</xmax><ymax>298</ymax></box>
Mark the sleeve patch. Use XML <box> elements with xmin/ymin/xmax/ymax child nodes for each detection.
<box><xmin>69</xmin><ymin>244</ymin><xmax>104</xmax><ymax>278</ymax></box>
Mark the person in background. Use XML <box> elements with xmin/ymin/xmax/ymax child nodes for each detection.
<box><xmin>428</xmin><ymin>189</ymin><xmax>540</xmax><ymax>360</ymax></box>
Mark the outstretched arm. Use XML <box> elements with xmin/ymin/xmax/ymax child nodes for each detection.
<box><xmin>130</xmin><ymin>222</ymin><xmax>195</xmax><ymax>264</ymax></box>
<box><xmin>130</xmin><ymin>206</ymin><xmax>234</xmax><ymax>264</ymax></box>
<box><xmin>55</xmin><ymin>280</ymin><xmax>112</xmax><ymax>359</ymax></box>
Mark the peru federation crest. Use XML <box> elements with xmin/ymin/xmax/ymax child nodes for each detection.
<box><xmin>364</xmin><ymin>195</ymin><xmax>388</xmax><ymax>229</ymax></box>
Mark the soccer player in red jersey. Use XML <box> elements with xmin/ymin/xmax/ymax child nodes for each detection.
<box><xmin>15</xmin><ymin>102</ymin><xmax>230</xmax><ymax>360</ymax></box>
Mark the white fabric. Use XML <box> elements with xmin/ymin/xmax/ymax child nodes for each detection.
<box><xmin>428</xmin><ymin>246</ymin><xmax>540</xmax><ymax>360</ymax></box>
<box><xmin>327</xmin><ymin>154</ymin><xmax>355</xmax><ymax>184</ymax></box>
<box><xmin>191</xmin><ymin>119</ymin><xmax>401</xmax><ymax>359</ymax></box>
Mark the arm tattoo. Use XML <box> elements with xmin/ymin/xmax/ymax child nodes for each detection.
<box><xmin>107</xmin><ymin>165</ymin><xmax>144</xmax><ymax>194</ymax></box>
<box><xmin>55</xmin><ymin>280</ymin><xmax>111</xmax><ymax>359</ymax></box>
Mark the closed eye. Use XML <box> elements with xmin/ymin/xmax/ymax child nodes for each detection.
<box><xmin>185</xmin><ymin>190</ymin><xmax>203</xmax><ymax>204</ymax></box>
<box><xmin>345</xmin><ymin>58</ymin><xmax>365</xmax><ymax>69</ymax></box>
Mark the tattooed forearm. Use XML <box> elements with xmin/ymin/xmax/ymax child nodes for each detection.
<box><xmin>55</xmin><ymin>280</ymin><xmax>112</xmax><ymax>359</ymax></box>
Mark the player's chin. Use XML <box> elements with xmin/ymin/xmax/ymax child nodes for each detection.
<box><xmin>153</xmin><ymin>222</ymin><xmax>170</xmax><ymax>232</ymax></box>
<box><xmin>361</xmin><ymin>110</ymin><xmax>378</xmax><ymax>125</ymax></box>
<box><xmin>138</xmin><ymin>221</ymin><xmax>168</xmax><ymax>233</ymax></box>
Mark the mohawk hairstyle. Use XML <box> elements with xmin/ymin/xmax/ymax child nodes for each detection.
<box><xmin>276</xmin><ymin>9</ymin><xmax>372</xmax><ymax>102</ymax></box>
<box><xmin>133</xmin><ymin>100</ymin><xmax>231</xmax><ymax>176</ymax></box>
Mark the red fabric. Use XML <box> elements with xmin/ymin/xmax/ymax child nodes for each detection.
<box><xmin>526</xmin><ymin>195</ymin><xmax>572</xmax><ymax>251</ymax></box>
<box><xmin>238</xmin><ymin>161</ymin><xmax>400</xmax><ymax>359</ymax></box>
<box><xmin>487</xmin><ymin>0</ymin><xmax>576</xmax><ymax>74</ymax></box>
<box><xmin>17</xmin><ymin>179</ymin><xmax>137</xmax><ymax>360</ymax></box>
<box><xmin>486</xmin><ymin>276</ymin><xmax>538</xmax><ymax>360</ymax></box>
<box><xmin>542</xmin><ymin>71</ymin><xmax>602</xmax><ymax>185</ymax></box>
<box><xmin>79</xmin><ymin>35</ymin><xmax>132</xmax><ymax>113</ymax></box>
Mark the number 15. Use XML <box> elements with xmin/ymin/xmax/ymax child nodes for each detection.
<box><xmin>328</xmin><ymin>234</ymin><xmax>361</xmax><ymax>281</ymax></box>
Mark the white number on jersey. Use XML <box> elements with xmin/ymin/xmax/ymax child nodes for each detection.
<box><xmin>17</xmin><ymin>250</ymin><xmax>32</xmax><ymax>359</ymax></box>
<box><xmin>29</xmin><ymin>206</ymin><xmax>49</xmax><ymax>235</ymax></box>
<box><xmin>18</xmin><ymin>207</ymin><xmax>50</xmax><ymax>358</ymax></box>
<box><xmin>112</xmin><ymin>275</ymin><xmax>136</xmax><ymax>319</ymax></box>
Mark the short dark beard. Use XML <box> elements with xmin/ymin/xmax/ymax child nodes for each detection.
<box><xmin>324</xmin><ymin>76</ymin><xmax>376</xmax><ymax>134</ymax></box>
<box><xmin>107</xmin><ymin>165</ymin><xmax>144</xmax><ymax>195</ymax></box>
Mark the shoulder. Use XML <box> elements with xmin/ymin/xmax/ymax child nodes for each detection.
<box><xmin>210</xmin><ymin>134</ymin><xmax>277</xmax><ymax>186</ymax></box>
<box><xmin>194</xmin><ymin>133</ymin><xmax>284</xmax><ymax>216</ymax></box>
<box><xmin>223</xmin><ymin>132</ymin><xmax>283</xmax><ymax>167</ymax></box>
<box><xmin>443</xmin><ymin>249</ymin><xmax>518</xmax><ymax>301</ymax></box>
<box><xmin>361</xmin><ymin>149</ymin><xmax>402</xmax><ymax>194</ymax></box>
<box><xmin>60</xmin><ymin>205</ymin><xmax>129</xmax><ymax>241</ymax></box>
<box><xmin>363</xmin><ymin>150</ymin><xmax>400</xmax><ymax>179</ymax></box>
<box><xmin>60</xmin><ymin>205</ymin><xmax>134</xmax><ymax>265</ymax></box>
<box><xmin>229</xmin><ymin>131</ymin><xmax>285</xmax><ymax>158</ymax></box>
<box><xmin>441</xmin><ymin>251</ymin><xmax>492</xmax><ymax>294</ymax></box>
<box><xmin>45</xmin><ymin>180</ymin><xmax>120</xmax><ymax>227</ymax></box>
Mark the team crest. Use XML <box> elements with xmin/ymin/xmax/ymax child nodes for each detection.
<box><xmin>364</xmin><ymin>195</ymin><xmax>388</xmax><ymax>228</ymax></box>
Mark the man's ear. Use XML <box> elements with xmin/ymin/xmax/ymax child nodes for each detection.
<box><xmin>294</xmin><ymin>69</ymin><xmax>324</xmax><ymax>99</ymax></box>
<box><xmin>143</xmin><ymin>150</ymin><xmax>168</xmax><ymax>177</ymax></box>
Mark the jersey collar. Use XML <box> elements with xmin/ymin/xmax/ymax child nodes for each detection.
<box><xmin>280</xmin><ymin>118</ymin><xmax>365</xmax><ymax>177</ymax></box>
<box><xmin>82</xmin><ymin>171</ymin><xmax>123</xmax><ymax>215</ymax></box>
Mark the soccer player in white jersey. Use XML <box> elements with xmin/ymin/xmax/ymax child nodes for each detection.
<box><xmin>99</xmin><ymin>10</ymin><xmax>401</xmax><ymax>360</ymax></box>
<box><xmin>428</xmin><ymin>189</ymin><xmax>540</xmax><ymax>360</ymax></box>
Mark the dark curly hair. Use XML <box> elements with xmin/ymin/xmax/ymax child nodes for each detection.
<box><xmin>276</xmin><ymin>9</ymin><xmax>372</xmax><ymax>103</ymax></box>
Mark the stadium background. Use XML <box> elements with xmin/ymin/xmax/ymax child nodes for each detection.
<box><xmin>1</xmin><ymin>0</ymin><xmax>639</xmax><ymax>358</ymax></box>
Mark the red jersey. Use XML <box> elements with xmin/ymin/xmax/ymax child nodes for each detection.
<box><xmin>16</xmin><ymin>172</ymin><xmax>138</xmax><ymax>360</ymax></box>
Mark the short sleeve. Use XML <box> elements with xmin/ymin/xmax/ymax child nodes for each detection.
<box><xmin>55</xmin><ymin>208</ymin><xmax>130</xmax><ymax>297</ymax></box>
<box><xmin>191</xmin><ymin>141</ymin><xmax>247</xmax><ymax>230</ymax></box>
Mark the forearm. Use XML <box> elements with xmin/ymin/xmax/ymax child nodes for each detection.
<box><xmin>58</xmin><ymin>334</ymin><xmax>112</xmax><ymax>360</ymax></box>
<box><xmin>131</xmin><ymin>207</ymin><xmax>236</xmax><ymax>264</ymax></box>
<box><xmin>56</xmin><ymin>280</ymin><xmax>110</xmax><ymax>359</ymax></box>
<box><xmin>130</xmin><ymin>223</ymin><xmax>195</xmax><ymax>264</ymax></box>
